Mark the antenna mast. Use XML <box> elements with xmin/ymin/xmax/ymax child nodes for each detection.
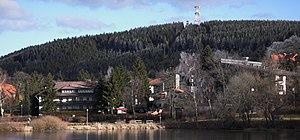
<box><xmin>194</xmin><ymin>5</ymin><xmax>201</xmax><ymax>25</ymax></box>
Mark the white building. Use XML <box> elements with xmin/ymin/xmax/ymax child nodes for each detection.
<box><xmin>275</xmin><ymin>75</ymin><xmax>287</xmax><ymax>95</ymax></box>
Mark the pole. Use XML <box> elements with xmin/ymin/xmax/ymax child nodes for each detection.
<box><xmin>159</xmin><ymin>113</ymin><xmax>162</xmax><ymax>123</ymax></box>
<box><xmin>191</xmin><ymin>75</ymin><xmax>198</xmax><ymax>121</ymax></box>
<box><xmin>21</xmin><ymin>104</ymin><xmax>23</xmax><ymax>116</ymax></box>
<box><xmin>132</xmin><ymin>88</ymin><xmax>136</xmax><ymax>120</ymax></box>
<box><xmin>86</xmin><ymin>109</ymin><xmax>89</xmax><ymax>126</ymax></box>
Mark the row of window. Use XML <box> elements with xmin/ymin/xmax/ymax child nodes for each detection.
<box><xmin>58</xmin><ymin>96</ymin><xmax>95</xmax><ymax>102</ymax></box>
<box><xmin>58</xmin><ymin>105</ymin><xmax>93</xmax><ymax>110</ymax></box>
<box><xmin>61</xmin><ymin>89</ymin><xmax>94</xmax><ymax>94</ymax></box>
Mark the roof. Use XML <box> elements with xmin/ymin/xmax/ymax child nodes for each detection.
<box><xmin>149</xmin><ymin>78</ymin><xmax>163</xmax><ymax>85</ymax></box>
<box><xmin>116</xmin><ymin>107</ymin><xmax>128</xmax><ymax>111</ymax></box>
<box><xmin>54</xmin><ymin>81</ymin><xmax>93</xmax><ymax>90</ymax></box>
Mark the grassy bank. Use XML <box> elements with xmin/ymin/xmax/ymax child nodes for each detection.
<box><xmin>2</xmin><ymin>116</ymin><xmax>300</xmax><ymax>132</ymax></box>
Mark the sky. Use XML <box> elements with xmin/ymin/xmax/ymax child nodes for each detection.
<box><xmin>1</xmin><ymin>0</ymin><xmax>300</xmax><ymax>57</ymax></box>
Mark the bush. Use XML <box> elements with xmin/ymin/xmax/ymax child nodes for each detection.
<box><xmin>30</xmin><ymin>116</ymin><xmax>67</xmax><ymax>131</ymax></box>
<box><xmin>0</xmin><ymin>122</ymin><xmax>23</xmax><ymax>132</ymax></box>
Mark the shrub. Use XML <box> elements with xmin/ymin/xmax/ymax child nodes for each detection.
<box><xmin>0</xmin><ymin>122</ymin><xmax>24</xmax><ymax>132</ymax></box>
<box><xmin>30</xmin><ymin>116</ymin><xmax>67</xmax><ymax>131</ymax></box>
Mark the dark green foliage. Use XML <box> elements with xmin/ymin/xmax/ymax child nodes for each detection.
<box><xmin>29</xmin><ymin>71</ymin><xmax>44</xmax><ymax>114</ymax></box>
<box><xmin>77</xmin><ymin>69</ymin><xmax>94</xmax><ymax>81</ymax></box>
<box><xmin>105</xmin><ymin>66</ymin><xmax>130</xmax><ymax>113</ymax></box>
<box><xmin>1</xmin><ymin>21</ymin><xmax>300</xmax><ymax>79</ymax></box>
<box><xmin>94</xmin><ymin>74</ymin><xmax>109</xmax><ymax>113</ymax></box>
<box><xmin>41</xmin><ymin>73</ymin><xmax>57</xmax><ymax>113</ymax></box>
<box><xmin>133</xmin><ymin>57</ymin><xmax>151</xmax><ymax>106</ymax></box>
<box><xmin>201</xmin><ymin>45</ymin><xmax>214</xmax><ymax>70</ymax></box>
<box><xmin>23</xmin><ymin>82</ymin><xmax>31</xmax><ymax>115</ymax></box>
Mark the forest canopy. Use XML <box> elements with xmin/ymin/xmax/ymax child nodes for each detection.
<box><xmin>1</xmin><ymin>20</ymin><xmax>300</xmax><ymax>80</ymax></box>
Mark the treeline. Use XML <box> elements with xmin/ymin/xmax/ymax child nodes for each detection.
<box><xmin>0</xmin><ymin>57</ymin><xmax>151</xmax><ymax>116</ymax></box>
<box><xmin>1</xmin><ymin>20</ymin><xmax>300</xmax><ymax>80</ymax></box>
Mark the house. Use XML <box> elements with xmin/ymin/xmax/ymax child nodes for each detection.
<box><xmin>275</xmin><ymin>75</ymin><xmax>287</xmax><ymax>95</ymax></box>
<box><xmin>54</xmin><ymin>81</ymin><xmax>97</xmax><ymax>111</ymax></box>
<box><xmin>149</xmin><ymin>78</ymin><xmax>166</xmax><ymax>99</ymax></box>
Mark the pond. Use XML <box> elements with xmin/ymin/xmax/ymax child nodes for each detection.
<box><xmin>0</xmin><ymin>129</ymin><xmax>299</xmax><ymax>140</ymax></box>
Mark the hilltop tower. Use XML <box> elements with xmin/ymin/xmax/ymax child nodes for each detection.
<box><xmin>194</xmin><ymin>5</ymin><xmax>201</xmax><ymax>25</ymax></box>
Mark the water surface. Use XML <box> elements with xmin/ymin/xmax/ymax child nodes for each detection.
<box><xmin>0</xmin><ymin>129</ymin><xmax>299</xmax><ymax>140</ymax></box>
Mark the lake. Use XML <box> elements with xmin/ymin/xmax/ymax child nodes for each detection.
<box><xmin>0</xmin><ymin>129</ymin><xmax>299</xmax><ymax>140</ymax></box>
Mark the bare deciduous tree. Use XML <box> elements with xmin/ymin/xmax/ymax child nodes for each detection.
<box><xmin>255</xmin><ymin>74</ymin><xmax>289</xmax><ymax>127</ymax></box>
<box><xmin>219</xmin><ymin>72</ymin><xmax>259</xmax><ymax>126</ymax></box>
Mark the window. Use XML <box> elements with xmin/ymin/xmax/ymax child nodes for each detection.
<box><xmin>73</xmin><ymin>105</ymin><xmax>79</xmax><ymax>109</ymax></box>
<box><xmin>62</xmin><ymin>90</ymin><xmax>75</xmax><ymax>93</ymax></box>
<box><xmin>78</xmin><ymin>89</ymin><xmax>93</xmax><ymax>93</ymax></box>
<box><xmin>67</xmin><ymin>106</ymin><xmax>72</xmax><ymax>110</ymax></box>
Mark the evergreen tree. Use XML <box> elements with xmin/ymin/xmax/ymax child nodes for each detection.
<box><xmin>41</xmin><ymin>73</ymin><xmax>57</xmax><ymax>113</ymax></box>
<box><xmin>10</xmin><ymin>92</ymin><xmax>20</xmax><ymax>115</ymax></box>
<box><xmin>77</xmin><ymin>69</ymin><xmax>93</xmax><ymax>81</ymax></box>
<box><xmin>201</xmin><ymin>45</ymin><xmax>214</xmax><ymax>70</ymax></box>
<box><xmin>23</xmin><ymin>81</ymin><xmax>31</xmax><ymax>115</ymax></box>
<box><xmin>29</xmin><ymin>71</ymin><xmax>44</xmax><ymax>115</ymax></box>
<box><xmin>133</xmin><ymin>57</ymin><xmax>151</xmax><ymax>107</ymax></box>
<box><xmin>30</xmin><ymin>71</ymin><xmax>43</xmax><ymax>95</ymax></box>
<box><xmin>95</xmin><ymin>74</ymin><xmax>109</xmax><ymax>113</ymax></box>
<box><xmin>105</xmin><ymin>66</ymin><xmax>130</xmax><ymax>114</ymax></box>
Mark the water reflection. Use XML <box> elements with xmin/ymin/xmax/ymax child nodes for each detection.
<box><xmin>0</xmin><ymin>129</ymin><xmax>299</xmax><ymax>140</ymax></box>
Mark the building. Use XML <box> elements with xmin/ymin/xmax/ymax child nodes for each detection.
<box><xmin>275</xmin><ymin>75</ymin><xmax>287</xmax><ymax>95</ymax></box>
<box><xmin>54</xmin><ymin>81</ymin><xmax>97</xmax><ymax>111</ymax></box>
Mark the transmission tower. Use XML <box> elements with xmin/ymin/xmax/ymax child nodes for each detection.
<box><xmin>194</xmin><ymin>5</ymin><xmax>201</xmax><ymax>25</ymax></box>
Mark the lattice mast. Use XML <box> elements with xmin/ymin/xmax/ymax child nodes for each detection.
<box><xmin>194</xmin><ymin>5</ymin><xmax>201</xmax><ymax>25</ymax></box>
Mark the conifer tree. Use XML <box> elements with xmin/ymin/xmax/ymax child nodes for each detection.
<box><xmin>105</xmin><ymin>66</ymin><xmax>129</xmax><ymax>114</ymax></box>
<box><xmin>201</xmin><ymin>45</ymin><xmax>213</xmax><ymax>70</ymax></box>
<box><xmin>133</xmin><ymin>57</ymin><xmax>151</xmax><ymax>107</ymax></box>
<box><xmin>77</xmin><ymin>69</ymin><xmax>93</xmax><ymax>81</ymax></box>
<box><xmin>23</xmin><ymin>81</ymin><xmax>31</xmax><ymax>115</ymax></box>
<box><xmin>95</xmin><ymin>74</ymin><xmax>109</xmax><ymax>113</ymax></box>
<box><xmin>41</xmin><ymin>73</ymin><xmax>57</xmax><ymax>113</ymax></box>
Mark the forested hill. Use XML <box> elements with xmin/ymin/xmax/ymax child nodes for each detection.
<box><xmin>1</xmin><ymin>20</ymin><xmax>300</xmax><ymax>80</ymax></box>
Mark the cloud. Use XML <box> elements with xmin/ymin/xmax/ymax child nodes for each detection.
<box><xmin>251</xmin><ymin>13</ymin><xmax>273</xmax><ymax>19</ymax></box>
<box><xmin>39</xmin><ymin>0</ymin><xmax>253</xmax><ymax>9</ymax></box>
<box><xmin>0</xmin><ymin>20</ymin><xmax>37</xmax><ymax>31</ymax></box>
<box><xmin>0</xmin><ymin>0</ymin><xmax>37</xmax><ymax>31</ymax></box>
<box><xmin>0</xmin><ymin>0</ymin><xmax>31</xmax><ymax>19</ymax></box>
<box><xmin>56</xmin><ymin>16</ymin><xmax>114</xmax><ymax>30</ymax></box>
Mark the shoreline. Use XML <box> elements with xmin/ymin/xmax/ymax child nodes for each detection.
<box><xmin>67</xmin><ymin>122</ymin><xmax>164</xmax><ymax>130</ymax></box>
<box><xmin>1</xmin><ymin>120</ymin><xmax>300</xmax><ymax>132</ymax></box>
<box><xmin>0</xmin><ymin>122</ymin><xmax>164</xmax><ymax>132</ymax></box>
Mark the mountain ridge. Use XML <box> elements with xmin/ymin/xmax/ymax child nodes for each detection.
<box><xmin>1</xmin><ymin>20</ymin><xmax>300</xmax><ymax>80</ymax></box>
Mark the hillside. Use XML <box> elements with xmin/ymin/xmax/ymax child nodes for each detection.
<box><xmin>1</xmin><ymin>20</ymin><xmax>300</xmax><ymax>80</ymax></box>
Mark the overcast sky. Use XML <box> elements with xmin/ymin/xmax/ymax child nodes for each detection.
<box><xmin>1</xmin><ymin>0</ymin><xmax>299</xmax><ymax>56</ymax></box>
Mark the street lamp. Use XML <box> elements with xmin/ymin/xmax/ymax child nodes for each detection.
<box><xmin>159</xmin><ymin>112</ymin><xmax>162</xmax><ymax>124</ymax></box>
<box><xmin>20</xmin><ymin>104</ymin><xmax>23</xmax><ymax>116</ymax></box>
<box><xmin>86</xmin><ymin>109</ymin><xmax>89</xmax><ymax>126</ymax></box>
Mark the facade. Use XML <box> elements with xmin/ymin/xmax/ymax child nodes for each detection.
<box><xmin>54</xmin><ymin>81</ymin><xmax>97</xmax><ymax>111</ymax></box>
<box><xmin>275</xmin><ymin>75</ymin><xmax>287</xmax><ymax>95</ymax></box>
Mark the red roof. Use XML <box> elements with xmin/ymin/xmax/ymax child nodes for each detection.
<box><xmin>54</xmin><ymin>81</ymin><xmax>93</xmax><ymax>90</ymax></box>
<box><xmin>149</xmin><ymin>78</ymin><xmax>162</xmax><ymax>85</ymax></box>
<box><xmin>116</xmin><ymin>107</ymin><xmax>128</xmax><ymax>111</ymax></box>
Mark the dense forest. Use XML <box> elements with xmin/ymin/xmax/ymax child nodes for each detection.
<box><xmin>1</xmin><ymin>20</ymin><xmax>300</xmax><ymax>80</ymax></box>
